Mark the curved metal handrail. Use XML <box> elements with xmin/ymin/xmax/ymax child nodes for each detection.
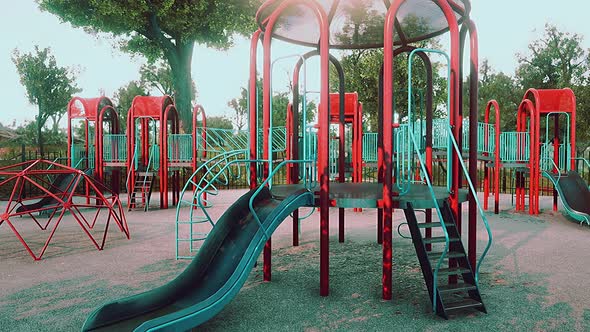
<box><xmin>248</xmin><ymin>159</ymin><xmax>314</xmax><ymax>240</ymax></box>
<box><xmin>446</xmin><ymin>126</ymin><xmax>493</xmax><ymax>284</ymax></box>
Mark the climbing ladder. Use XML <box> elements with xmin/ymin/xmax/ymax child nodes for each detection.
<box><xmin>175</xmin><ymin>150</ymin><xmax>248</xmax><ymax>259</ymax></box>
<box><xmin>128</xmin><ymin>171</ymin><xmax>155</xmax><ymax>212</ymax></box>
<box><xmin>404</xmin><ymin>201</ymin><xmax>486</xmax><ymax>319</ymax></box>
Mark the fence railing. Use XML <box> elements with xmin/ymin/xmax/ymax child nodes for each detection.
<box><xmin>103</xmin><ymin>134</ymin><xmax>127</xmax><ymax>163</ymax></box>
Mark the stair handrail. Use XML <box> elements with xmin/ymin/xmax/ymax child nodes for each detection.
<box><xmin>125</xmin><ymin>143</ymin><xmax>138</xmax><ymax>193</ymax></box>
<box><xmin>446</xmin><ymin>125</ymin><xmax>493</xmax><ymax>284</ymax></box>
<box><xmin>405</xmin><ymin>127</ymin><xmax>450</xmax><ymax>313</ymax></box>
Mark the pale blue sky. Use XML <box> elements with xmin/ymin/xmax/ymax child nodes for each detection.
<box><xmin>1</xmin><ymin>0</ymin><xmax>589</xmax><ymax>127</ymax></box>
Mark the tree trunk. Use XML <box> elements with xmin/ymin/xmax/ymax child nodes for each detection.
<box><xmin>168</xmin><ymin>41</ymin><xmax>194</xmax><ymax>133</ymax></box>
<box><xmin>37</xmin><ymin>116</ymin><xmax>44</xmax><ymax>157</ymax></box>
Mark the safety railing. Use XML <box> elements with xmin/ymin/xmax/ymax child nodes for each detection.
<box><xmin>103</xmin><ymin>134</ymin><xmax>127</xmax><ymax>163</ymax></box>
<box><xmin>168</xmin><ymin>134</ymin><xmax>193</xmax><ymax>163</ymax></box>
<box><xmin>500</xmin><ymin>132</ymin><xmax>530</xmax><ymax>163</ymax></box>
<box><xmin>175</xmin><ymin>149</ymin><xmax>249</xmax><ymax>258</ymax></box>
<box><xmin>446</xmin><ymin>124</ymin><xmax>493</xmax><ymax>284</ymax></box>
<box><xmin>362</xmin><ymin>133</ymin><xmax>378</xmax><ymax>163</ymax></box>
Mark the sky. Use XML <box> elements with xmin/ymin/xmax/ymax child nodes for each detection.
<box><xmin>1</xmin><ymin>0</ymin><xmax>590</xmax><ymax>128</ymax></box>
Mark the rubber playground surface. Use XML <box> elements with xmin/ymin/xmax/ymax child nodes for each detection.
<box><xmin>1</xmin><ymin>191</ymin><xmax>589</xmax><ymax>331</ymax></box>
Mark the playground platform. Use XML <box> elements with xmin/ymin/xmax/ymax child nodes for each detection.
<box><xmin>271</xmin><ymin>183</ymin><xmax>469</xmax><ymax>209</ymax></box>
<box><xmin>1</xmin><ymin>191</ymin><xmax>589</xmax><ymax>331</ymax></box>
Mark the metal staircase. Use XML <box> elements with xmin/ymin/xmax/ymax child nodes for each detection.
<box><xmin>404</xmin><ymin>201</ymin><xmax>486</xmax><ymax>319</ymax></box>
<box><xmin>128</xmin><ymin>171</ymin><xmax>155</xmax><ymax>212</ymax></box>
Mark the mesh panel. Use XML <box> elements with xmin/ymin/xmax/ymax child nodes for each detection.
<box><xmin>257</xmin><ymin>0</ymin><xmax>468</xmax><ymax>49</ymax></box>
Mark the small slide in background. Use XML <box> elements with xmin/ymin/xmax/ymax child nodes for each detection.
<box><xmin>82</xmin><ymin>186</ymin><xmax>314</xmax><ymax>331</ymax></box>
<box><xmin>16</xmin><ymin>173</ymin><xmax>77</xmax><ymax>213</ymax></box>
<box><xmin>543</xmin><ymin>170</ymin><xmax>590</xmax><ymax>225</ymax></box>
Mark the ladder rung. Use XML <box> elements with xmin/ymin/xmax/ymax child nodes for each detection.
<box><xmin>177</xmin><ymin>237</ymin><xmax>208</xmax><ymax>242</ymax></box>
<box><xmin>435</xmin><ymin>267</ymin><xmax>470</xmax><ymax>276</ymax></box>
<box><xmin>417</xmin><ymin>222</ymin><xmax>454</xmax><ymax>229</ymax></box>
<box><xmin>427</xmin><ymin>251</ymin><xmax>465</xmax><ymax>260</ymax></box>
<box><xmin>443</xmin><ymin>298</ymin><xmax>484</xmax><ymax>311</ymax></box>
<box><xmin>177</xmin><ymin>219</ymin><xmax>210</xmax><ymax>224</ymax></box>
<box><xmin>423</xmin><ymin>236</ymin><xmax>461</xmax><ymax>244</ymax></box>
<box><xmin>438</xmin><ymin>282</ymin><xmax>477</xmax><ymax>293</ymax></box>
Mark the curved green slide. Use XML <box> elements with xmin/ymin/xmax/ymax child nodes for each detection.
<box><xmin>82</xmin><ymin>186</ymin><xmax>314</xmax><ymax>331</ymax></box>
<box><xmin>542</xmin><ymin>170</ymin><xmax>590</xmax><ymax>225</ymax></box>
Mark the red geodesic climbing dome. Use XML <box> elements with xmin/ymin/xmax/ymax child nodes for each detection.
<box><xmin>0</xmin><ymin>159</ymin><xmax>129</xmax><ymax>260</ymax></box>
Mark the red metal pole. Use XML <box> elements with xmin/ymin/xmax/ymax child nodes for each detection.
<box><xmin>262</xmin><ymin>3</ymin><xmax>330</xmax><ymax>289</ymax></box>
<box><xmin>383</xmin><ymin>1</ymin><xmax>406</xmax><ymax>301</ymax></box>
<box><xmin>568</xmin><ymin>89</ymin><xmax>576</xmax><ymax>170</ymax></box>
<box><xmin>461</xmin><ymin>19</ymin><xmax>479</xmax><ymax>270</ymax></box>
<box><xmin>553</xmin><ymin>115</ymin><xmax>559</xmax><ymax>211</ymax></box>
<box><xmin>249</xmin><ymin>30</ymin><xmax>261</xmax><ymax>190</ymax></box>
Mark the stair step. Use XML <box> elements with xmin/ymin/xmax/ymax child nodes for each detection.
<box><xmin>137</xmin><ymin>172</ymin><xmax>154</xmax><ymax>177</ymax></box>
<box><xmin>443</xmin><ymin>298</ymin><xmax>484</xmax><ymax>311</ymax></box>
<box><xmin>438</xmin><ymin>282</ymin><xmax>477</xmax><ymax>293</ymax></box>
<box><xmin>427</xmin><ymin>251</ymin><xmax>465</xmax><ymax>260</ymax></box>
<box><xmin>423</xmin><ymin>236</ymin><xmax>461</xmax><ymax>244</ymax></box>
<box><xmin>417</xmin><ymin>222</ymin><xmax>454</xmax><ymax>229</ymax></box>
<box><xmin>435</xmin><ymin>267</ymin><xmax>471</xmax><ymax>276</ymax></box>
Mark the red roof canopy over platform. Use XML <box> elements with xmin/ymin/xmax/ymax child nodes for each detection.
<box><xmin>68</xmin><ymin>96</ymin><xmax>114</xmax><ymax>121</ymax></box>
<box><xmin>256</xmin><ymin>0</ymin><xmax>470</xmax><ymax>49</ymax></box>
<box><xmin>130</xmin><ymin>95</ymin><xmax>175</xmax><ymax>119</ymax></box>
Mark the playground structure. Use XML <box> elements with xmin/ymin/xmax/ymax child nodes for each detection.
<box><xmin>67</xmin><ymin>96</ymin><xmax>122</xmax><ymax>190</ymax></box>
<box><xmin>84</xmin><ymin>1</ymin><xmax>498</xmax><ymax>330</ymax></box>
<box><xmin>0</xmin><ymin>159</ymin><xmax>129</xmax><ymax>260</ymax></box>
<box><xmin>435</xmin><ymin>88</ymin><xmax>590</xmax><ymax>225</ymax></box>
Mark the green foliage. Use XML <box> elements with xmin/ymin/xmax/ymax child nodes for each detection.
<box><xmin>37</xmin><ymin>0</ymin><xmax>260</xmax><ymax>132</ymax></box>
<box><xmin>112</xmin><ymin>80</ymin><xmax>148</xmax><ymax>129</ymax></box>
<box><xmin>11</xmin><ymin>121</ymin><xmax>66</xmax><ymax>148</ymax></box>
<box><xmin>11</xmin><ymin>46</ymin><xmax>80</xmax><ymax>155</ymax></box>
<box><xmin>512</xmin><ymin>24</ymin><xmax>590</xmax><ymax>150</ymax></box>
<box><xmin>206</xmin><ymin>116</ymin><xmax>233</xmax><ymax>130</ymax></box>
<box><xmin>465</xmin><ymin>60</ymin><xmax>522</xmax><ymax>130</ymax></box>
<box><xmin>229</xmin><ymin>77</ymin><xmax>316</xmax><ymax>131</ymax></box>
<box><xmin>516</xmin><ymin>24</ymin><xmax>589</xmax><ymax>89</ymax></box>
<box><xmin>139</xmin><ymin>61</ymin><xmax>196</xmax><ymax>99</ymax></box>
<box><xmin>331</xmin><ymin>47</ymin><xmax>447</xmax><ymax>131</ymax></box>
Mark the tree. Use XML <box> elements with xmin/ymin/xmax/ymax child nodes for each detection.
<box><xmin>112</xmin><ymin>80</ymin><xmax>148</xmax><ymax>127</ymax></box>
<box><xmin>516</xmin><ymin>24</ymin><xmax>589</xmax><ymax>89</ymax></box>
<box><xmin>330</xmin><ymin>3</ymin><xmax>447</xmax><ymax>131</ymax></box>
<box><xmin>229</xmin><ymin>77</ymin><xmax>316</xmax><ymax>131</ymax></box>
<box><xmin>465</xmin><ymin>59</ymin><xmax>522</xmax><ymax>129</ymax></box>
<box><xmin>206</xmin><ymin>116</ymin><xmax>233</xmax><ymax>130</ymax></box>
<box><xmin>515</xmin><ymin>23</ymin><xmax>590</xmax><ymax>150</ymax></box>
<box><xmin>38</xmin><ymin>0</ymin><xmax>259</xmax><ymax>133</ymax></box>
<box><xmin>139</xmin><ymin>61</ymin><xmax>196</xmax><ymax>99</ymax></box>
<box><xmin>12</xmin><ymin>46</ymin><xmax>81</xmax><ymax>156</ymax></box>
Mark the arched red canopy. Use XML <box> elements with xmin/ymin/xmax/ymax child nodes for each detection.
<box><xmin>256</xmin><ymin>0</ymin><xmax>470</xmax><ymax>49</ymax></box>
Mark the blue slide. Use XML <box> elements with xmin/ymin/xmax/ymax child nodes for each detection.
<box><xmin>82</xmin><ymin>186</ymin><xmax>314</xmax><ymax>331</ymax></box>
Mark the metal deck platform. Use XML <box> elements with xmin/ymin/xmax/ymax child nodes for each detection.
<box><xmin>271</xmin><ymin>182</ymin><xmax>468</xmax><ymax>209</ymax></box>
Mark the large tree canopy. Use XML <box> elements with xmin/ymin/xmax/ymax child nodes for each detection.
<box><xmin>38</xmin><ymin>0</ymin><xmax>259</xmax><ymax>132</ymax></box>
<box><xmin>12</xmin><ymin>46</ymin><xmax>80</xmax><ymax>155</ymax></box>
<box><xmin>515</xmin><ymin>24</ymin><xmax>590</xmax><ymax>150</ymax></box>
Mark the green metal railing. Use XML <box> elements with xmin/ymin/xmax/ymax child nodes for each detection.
<box><xmin>446</xmin><ymin>124</ymin><xmax>493</xmax><ymax>281</ymax></box>
<box><xmin>168</xmin><ymin>134</ymin><xmax>193</xmax><ymax>163</ymax></box>
<box><xmin>175</xmin><ymin>150</ymin><xmax>250</xmax><ymax>259</ymax></box>
<box><xmin>71</xmin><ymin>144</ymin><xmax>87</xmax><ymax>170</ymax></box>
<box><xmin>407</xmin><ymin>48</ymin><xmax>492</xmax><ymax>313</ymax></box>
<box><xmin>362</xmin><ymin>133</ymin><xmax>378</xmax><ymax>163</ymax></box>
<box><xmin>499</xmin><ymin>132</ymin><xmax>530</xmax><ymax>163</ymax></box>
<box><xmin>103</xmin><ymin>134</ymin><xmax>127</xmax><ymax>163</ymax></box>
